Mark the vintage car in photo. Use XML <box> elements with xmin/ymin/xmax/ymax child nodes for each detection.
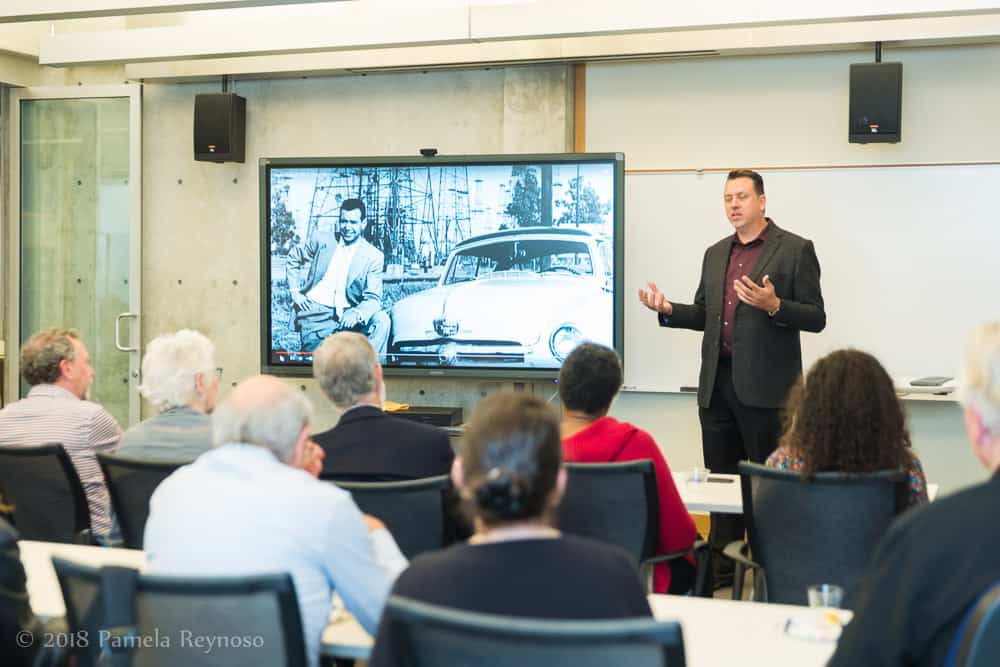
<box><xmin>387</xmin><ymin>227</ymin><xmax>613</xmax><ymax>368</ymax></box>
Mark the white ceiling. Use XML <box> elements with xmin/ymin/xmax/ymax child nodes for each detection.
<box><xmin>1</xmin><ymin>1</ymin><xmax>1000</xmax><ymax>81</ymax></box>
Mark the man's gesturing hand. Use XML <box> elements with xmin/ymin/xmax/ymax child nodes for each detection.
<box><xmin>638</xmin><ymin>280</ymin><xmax>674</xmax><ymax>316</ymax></box>
<box><xmin>733</xmin><ymin>274</ymin><xmax>780</xmax><ymax>313</ymax></box>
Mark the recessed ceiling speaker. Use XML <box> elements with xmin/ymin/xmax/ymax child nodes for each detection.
<box><xmin>194</xmin><ymin>92</ymin><xmax>246</xmax><ymax>163</ymax></box>
<box><xmin>849</xmin><ymin>62</ymin><xmax>902</xmax><ymax>144</ymax></box>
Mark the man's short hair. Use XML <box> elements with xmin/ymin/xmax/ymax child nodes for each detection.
<box><xmin>727</xmin><ymin>169</ymin><xmax>765</xmax><ymax>197</ymax></box>
<box><xmin>557</xmin><ymin>343</ymin><xmax>623</xmax><ymax>416</ymax></box>
<box><xmin>962</xmin><ymin>321</ymin><xmax>1000</xmax><ymax>432</ymax></box>
<box><xmin>340</xmin><ymin>198</ymin><xmax>367</xmax><ymax>221</ymax></box>
<box><xmin>211</xmin><ymin>377</ymin><xmax>311</xmax><ymax>461</ymax></box>
<box><xmin>312</xmin><ymin>332</ymin><xmax>377</xmax><ymax>407</ymax></box>
<box><xmin>138</xmin><ymin>329</ymin><xmax>216</xmax><ymax>411</ymax></box>
<box><xmin>20</xmin><ymin>328</ymin><xmax>81</xmax><ymax>386</ymax></box>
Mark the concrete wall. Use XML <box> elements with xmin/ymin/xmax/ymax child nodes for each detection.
<box><xmin>140</xmin><ymin>65</ymin><xmax>573</xmax><ymax>433</ymax></box>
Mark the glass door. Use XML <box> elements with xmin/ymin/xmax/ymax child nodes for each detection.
<box><xmin>6</xmin><ymin>85</ymin><xmax>142</xmax><ymax>426</ymax></box>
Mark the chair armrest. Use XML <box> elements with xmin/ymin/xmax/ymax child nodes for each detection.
<box><xmin>640</xmin><ymin>539</ymin><xmax>709</xmax><ymax>595</ymax></box>
<box><xmin>720</xmin><ymin>540</ymin><xmax>761</xmax><ymax>601</ymax></box>
<box><xmin>644</xmin><ymin>538</ymin><xmax>707</xmax><ymax>565</ymax></box>
<box><xmin>721</xmin><ymin>540</ymin><xmax>759</xmax><ymax>571</ymax></box>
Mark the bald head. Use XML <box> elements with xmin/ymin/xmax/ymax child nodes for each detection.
<box><xmin>212</xmin><ymin>375</ymin><xmax>312</xmax><ymax>462</ymax></box>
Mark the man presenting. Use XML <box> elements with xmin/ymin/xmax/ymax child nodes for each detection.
<box><xmin>639</xmin><ymin>169</ymin><xmax>825</xmax><ymax>587</ymax></box>
<box><xmin>287</xmin><ymin>198</ymin><xmax>390</xmax><ymax>355</ymax></box>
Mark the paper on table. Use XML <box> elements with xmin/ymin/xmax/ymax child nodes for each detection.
<box><xmin>783</xmin><ymin>609</ymin><xmax>853</xmax><ymax>643</ymax></box>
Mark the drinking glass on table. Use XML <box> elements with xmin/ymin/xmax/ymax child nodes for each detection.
<box><xmin>807</xmin><ymin>583</ymin><xmax>844</xmax><ymax>609</ymax></box>
<box><xmin>688</xmin><ymin>467</ymin><xmax>710</xmax><ymax>483</ymax></box>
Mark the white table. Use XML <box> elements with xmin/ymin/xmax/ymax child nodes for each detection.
<box><xmin>320</xmin><ymin>594</ymin><xmax>847</xmax><ymax>665</ymax></box>
<box><xmin>673</xmin><ymin>472</ymin><xmax>742</xmax><ymax>514</ymax></box>
<box><xmin>22</xmin><ymin>540</ymin><xmax>850</xmax><ymax>665</ymax></box>
<box><xmin>649</xmin><ymin>595</ymin><xmax>847</xmax><ymax>666</ymax></box>
<box><xmin>673</xmin><ymin>472</ymin><xmax>940</xmax><ymax>514</ymax></box>
<box><xmin>20</xmin><ymin>540</ymin><xmax>147</xmax><ymax>619</ymax></box>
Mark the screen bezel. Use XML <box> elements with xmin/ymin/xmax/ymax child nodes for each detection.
<box><xmin>259</xmin><ymin>152</ymin><xmax>625</xmax><ymax>380</ymax></box>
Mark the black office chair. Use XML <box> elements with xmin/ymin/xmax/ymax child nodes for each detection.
<box><xmin>724</xmin><ymin>461</ymin><xmax>906</xmax><ymax>606</ymax></box>
<box><xmin>0</xmin><ymin>444</ymin><xmax>92</xmax><ymax>544</ymax></box>
<box><xmin>557</xmin><ymin>460</ymin><xmax>708</xmax><ymax>595</ymax></box>
<box><xmin>375</xmin><ymin>595</ymin><xmax>685</xmax><ymax>667</ymax></box>
<box><xmin>952</xmin><ymin>580</ymin><xmax>1000</xmax><ymax>667</ymax></box>
<box><xmin>53</xmin><ymin>557</ymin><xmax>307</xmax><ymax>667</ymax></box>
<box><xmin>330</xmin><ymin>474</ymin><xmax>454</xmax><ymax>559</ymax></box>
<box><xmin>97</xmin><ymin>453</ymin><xmax>184</xmax><ymax>550</ymax></box>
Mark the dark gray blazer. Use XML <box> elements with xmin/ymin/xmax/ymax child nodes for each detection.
<box><xmin>314</xmin><ymin>405</ymin><xmax>454</xmax><ymax>481</ymax></box>
<box><xmin>660</xmin><ymin>220</ymin><xmax>825</xmax><ymax>409</ymax></box>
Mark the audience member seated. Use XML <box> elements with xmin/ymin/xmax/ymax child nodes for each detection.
<box><xmin>558</xmin><ymin>343</ymin><xmax>698</xmax><ymax>594</ymax></box>
<box><xmin>829</xmin><ymin>322</ymin><xmax>1000</xmax><ymax>666</ymax></box>
<box><xmin>144</xmin><ymin>375</ymin><xmax>406</xmax><ymax>667</ymax></box>
<box><xmin>0</xmin><ymin>328</ymin><xmax>121</xmax><ymax>543</ymax></box>
<box><xmin>766</xmin><ymin>349</ymin><xmax>928</xmax><ymax>507</ymax></box>
<box><xmin>117</xmin><ymin>329</ymin><xmax>218</xmax><ymax>461</ymax></box>
<box><xmin>368</xmin><ymin>391</ymin><xmax>652</xmax><ymax>667</ymax></box>
<box><xmin>311</xmin><ymin>332</ymin><xmax>453</xmax><ymax>481</ymax></box>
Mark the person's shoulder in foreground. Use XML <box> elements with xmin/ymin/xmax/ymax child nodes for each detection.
<box><xmin>829</xmin><ymin>474</ymin><xmax>1000</xmax><ymax>667</ymax></box>
<box><xmin>830</xmin><ymin>321</ymin><xmax>1000</xmax><ymax>667</ymax></box>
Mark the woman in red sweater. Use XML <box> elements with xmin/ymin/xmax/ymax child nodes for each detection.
<box><xmin>558</xmin><ymin>343</ymin><xmax>699</xmax><ymax>594</ymax></box>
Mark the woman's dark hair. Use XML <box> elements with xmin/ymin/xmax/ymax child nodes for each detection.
<box><xmin>461</xmin><ymin>391</ymin><xmax>562</xmax><ymax>526</ymax></box>
<box><xmin>780</xmin><ymin>349</ymin><xmax>913</xmax><ymax>477</ymax></box>
<box><xmin>557</xmin><ymin>343</ymin><xmax>623</xmax><ymax>416</ymax></box>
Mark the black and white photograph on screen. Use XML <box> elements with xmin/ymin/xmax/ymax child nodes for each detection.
<box><xmin>269</xmin><ymin>161</ymin><xmax>616</xmax><ymax>369</ymax></box>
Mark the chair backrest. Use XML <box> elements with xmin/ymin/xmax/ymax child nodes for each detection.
<box><xmin>380</xmin><ymin>595</ymin><xmax>685</xmax><ymax>667</ymax></box>
<box><xmin>331</xmin><ymin>474</ymin><xmax>453</xmax><ymax>559</ymax></box>
<box><xmin>52</xmin><ymin>557</ymin><xmax>307</xmax><ymax>667</ymax></box>
<box><xmin>738</xmin><ymin>461</ymin><xmax>906</xmax><ymax>606</ymax></box>
<box><xmin>97</xmin><ymin>453</ymin><xmax>184</xmax><ymax>550</ymax></box>
<box><xmin>0</xmin><ymin>444</ymin><xmax>91</xmax><ymax>543</ymax></box>
<box><xmin>557</xmin><ymin>461</ymin><xmax>659</xmax><ymax>563</ymax></box>
<box><xmin>952</xmin><ymin>580</ymin><xmax>1000</xmax><ymax>667</ymax></box>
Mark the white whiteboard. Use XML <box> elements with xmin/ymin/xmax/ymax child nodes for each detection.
<box><xmin>623</xmin><ymin>166</ymin><xmax>999</xmax><ymax>393</ymax></box>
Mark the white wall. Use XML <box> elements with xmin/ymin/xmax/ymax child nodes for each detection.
<box><xmin>589</xmin><ymin>45</ymin><xmax>997</xmax><ymax>495</ymax></box>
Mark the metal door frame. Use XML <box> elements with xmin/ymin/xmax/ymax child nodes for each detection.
<box><xmin>4</xmin><ymin>84</ymin><xmax>142</xmax><ymax>424</ymax></box>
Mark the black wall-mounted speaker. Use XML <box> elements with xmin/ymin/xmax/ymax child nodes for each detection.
<box><xmin>194</xmin><ymin>93</ymin><xmax>246</xmax><ymax>162</ymax></box>
<box><xmin>849</xmin><ymin>62</ymin><xmax>902</xmax><ymax>144</ymax></box>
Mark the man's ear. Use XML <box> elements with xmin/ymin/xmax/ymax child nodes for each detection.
<box><xmin>451</xmin><ymin>457</ymin><xmax>465</xmax><ymax>490</ymax></box>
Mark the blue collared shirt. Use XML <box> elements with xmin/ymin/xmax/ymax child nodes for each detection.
<box><xmin>144</xmin><ymin>443</ymin><xmax>407</xmax><ymax>666</ymax></box>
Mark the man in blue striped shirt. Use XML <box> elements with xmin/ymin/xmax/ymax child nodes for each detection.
<box><xmin>0</xmin><ymin>328</ymin><xmax>121</xmax><ymax>540</ymax></box>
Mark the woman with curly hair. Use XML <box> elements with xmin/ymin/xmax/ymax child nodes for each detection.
<box><xmin>766</xmin><ymin>349</ymin><xmax>928</xmax><ymax>506</ymax></box>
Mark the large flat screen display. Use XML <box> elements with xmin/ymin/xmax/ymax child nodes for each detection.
<box><xmin>260</xmin><ymin>153</ymin><xmax>624</xmax><ymax>378</ymax></box>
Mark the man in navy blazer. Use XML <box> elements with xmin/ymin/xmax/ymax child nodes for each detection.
<box><xmin>639</xmin><ymin>169</ymin><xmax>825</xmax><ymax>585</ymax></box>
<box><xmin>286</xmin><ymin>198</ymin><xmax>390</xmax><ymax>355</ymax></box>
<box><xmin>311</xmin><ymin>332</ymin><xmax>454</xmax><ymax>481</ymax></box>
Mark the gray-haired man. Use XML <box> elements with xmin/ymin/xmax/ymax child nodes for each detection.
<box><xmin>144</xmin><ymin>375</ymin><xmax>406</xmax><ymax>667</ymax></box>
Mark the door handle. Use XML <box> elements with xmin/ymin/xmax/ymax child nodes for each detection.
<box><xmin>115</xmin><ymin>312</ymin><xmax>138</xmax><ymax>352</ymax></box>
